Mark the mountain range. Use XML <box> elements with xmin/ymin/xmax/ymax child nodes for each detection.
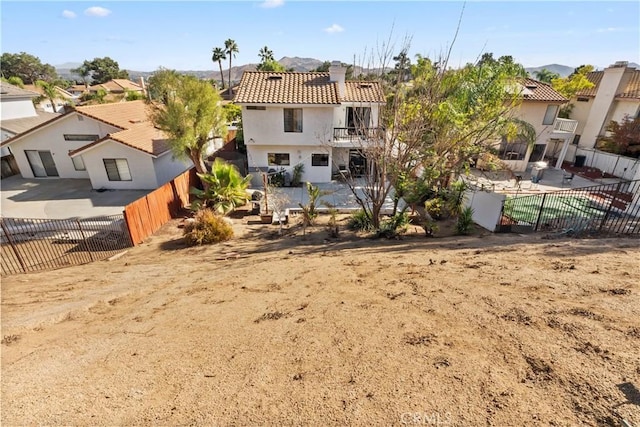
<box><xmin>55</xmin><ymin>58</ymin><xmax>640</xmax><ymax>84</ymax></box>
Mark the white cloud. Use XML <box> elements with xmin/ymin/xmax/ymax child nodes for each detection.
<box><xmin>324</xmin><ymin>24</ymin><xmax>344</xmax><ymax>34</ymax></box>
<box><xmin>84</xmin><ymin>6</ymin><xmax>112</xmax><ymax>17</ymax></box>
<box><xmin>259</xmin><ymin>0</ymin><xmax>284</xmax><ymax>8</ymax></box>
<box><xmin>62</xmin><ymin>10</ymin><xmax>77</xmax><ymax>19</ymax></box>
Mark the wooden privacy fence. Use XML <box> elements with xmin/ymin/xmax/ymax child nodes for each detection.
<box><xmin>124</xmin><ymin>168</ymin><xmax>198</xmax><ymax>245</ymax></box>
<box><xmin>1</xmin><ymin>215</ymin><xmax>132</xmax><ymax>275</ymax></box>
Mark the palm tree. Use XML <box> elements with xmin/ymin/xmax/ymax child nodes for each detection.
<box><xmin>224</xmin><ymin>39</ymin><xmax>239</xmax><ymax>95</ymax></box>
<box><xmin>212</xmin><ymin>47</ymin><xmax>226</xmax><ymax>89</ymax></box>
<box><xmin>258</xmin><ymin>46</ymin><xmax>274</xmax><ymax>63</ymax></box>
<box><xmin>35</xmin><ymin>80</ymin><xmax>60</xmax><ymax>112</ymax></box>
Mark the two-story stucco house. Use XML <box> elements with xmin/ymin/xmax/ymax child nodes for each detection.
<box><xmin>567</xmin><ymin>62</ymin><xmax>639</xmax><ymax>157</ymax></box>
<box><xmin>1</xmin><ymin>100</ymin><xmax>192</xmax><ymax>190</ymax></box>
<box><xmin>497</xmin><ymin>78</ymin><xmax>578</xmax><ymax>172</ymax></box>
<box><xmin>234</xmin><ymin>62</ymin><xmax>386</xmax><ymax>183</ymax></box>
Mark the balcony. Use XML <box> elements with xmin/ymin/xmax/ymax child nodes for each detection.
<box><xmin>552</xmin><ymin>118</ymin><xmax>578</xmax><ymax>134</ymax></box>
<box><xmin>332</xmin><ymin>127</ymin><xmax>382</xmax><ymax>147</ymax></box>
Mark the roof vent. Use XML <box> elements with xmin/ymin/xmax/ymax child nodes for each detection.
<box><xmin>129</xmin><ymin>119</ymin><xmax>144</xmax><ymax>124</ymax></box>
<box><xmin>359</xmin><ymin>83</ymin><xmax>373</xmax><ymax>88</ymax></box>
<box><xmin>525</xmin><ymin>83</ymin><xmax>537</xmax><ymax>89</ymax></box>
<box><xmin>267</xmin><ymin>75</ymin><xmax>283</xmax><ymax>81</ymax></box>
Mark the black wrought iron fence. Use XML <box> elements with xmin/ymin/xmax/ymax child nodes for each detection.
<box><xmin>498</xmin><ymin>180</ymin><xmax>640</xmax><ymax>235</ymax></box>
<box><xmin>1</xmin><ymin>214</ymin><xmax>132</xmax><ymax>275</ymax></box>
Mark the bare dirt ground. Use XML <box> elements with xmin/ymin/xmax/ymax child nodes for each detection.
<box><xmin>2</xmin><ymin>212</ymin><xmax>639</xmax><ymax>426</ymax></box>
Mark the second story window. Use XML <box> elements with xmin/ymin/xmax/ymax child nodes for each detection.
<box><xmin>346</xmin><ymin>107</ymin><xmax>371</xmax><ymax>130</ymax></box>
<box><xmin>284</xmin><ymin>108</ymin><xmax>303</xmax><ymax>133</ymax></box>
<box><xmin>542</xmin><ymin>105</ymin><xmax>559</xmax><ymax>125</ymax></box>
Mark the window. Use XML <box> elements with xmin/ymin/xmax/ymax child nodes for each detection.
<box><xmin>284</xmin><ymin>108</ymin><xmax>303</xmax><ymax>132</ymax></box>
<box><xmin>311</xmin><ymin>154</ymin><xmax>329</xmax><ymax>166</ymax></box>
<box><xmin>64</xmin><ymin>134</ymin><xmax>99</xmax><ymax>141</ymax></box>
<box><xmin>572</xmin><ymin>134</ymin><xmax>581</xmax><ymax>145</ymax></box>
<box><xmin>267</xmin><ymin>153</ymin><xmax>290</xmax><ymax>166</ymax></box>
<box><xmin>577</xmin><ymin>97</ymin><xmax>590</xmax><ymax>102</ymax></box>
<box><xmin>246</xmin><ymin>106</ymin><xmax>266</xmax><ymax>110</ymax></box>
<box><xmin>71</xmin><ymin>155</ymin><xmax>86</xmax><ymax>171</ymax></box>
<box><xmin>103</xmin><ymin>158</ymin><xmax>132</xmax><ymax>181</ymax></box>
<box><xmin>542</xmin><ymin>105</ymin><xmax>559</xmax><ymax>125</ymax></box>
<box><xmin>346</xmin><ymin>107</ymin><xmax>371</xmax><ymax>129</ymax></box>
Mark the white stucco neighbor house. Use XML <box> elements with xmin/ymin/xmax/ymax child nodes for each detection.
<box><xmin>497</xmin><ymin>78</ymin><xmax>578</xmax><ymax>172</ymax></box>
<box><xmin>1</xmin><ymin>100</ymin><xmax>192</xmax><ymax>190</ymax></box>
<box><xmin>233</xmin><ymin>62</ymin><xmax>386</xmax><ymax>183</ymax></box>
<box><xmin>23</xmin><ymin>84</ymin><xmax>76</xmax><ymax>113</ymax></box>
<box><xmin>1</xmin><ymin>82</ymin><xmax>61</xmax><ymax>177</ymax></box>
<box><xmin>566</xmin><ymin>62</ymin><xmax>640</xmax><ymax>157</ymax></box>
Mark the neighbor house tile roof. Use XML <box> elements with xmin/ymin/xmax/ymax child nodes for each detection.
<box><xmin>233</xmin><ymin>71</ymin><xmax>385</xmax><ymax>104</ymax></box>
<box><xmin>2</xmin><ymin>100</ymin><xmax>169</xmax><ymax>157</ymax></box>
<box><xmin>519</xmin><ymin>78</ymin><xmax>567</xmax><ymax>102</ymax></box>
<box><xmin>89</xmin><ymin>79</ymin><xmax>143</xmax><ymax>93</ymax></box>
<box><xmin>23</xmin><ymin>84</ymin><xmax>75</xmax><ymax>100</ymax></box>
<box><xmin>0</xmin><ymin>82</ymin><xmax>40</xmax><ymax>99</ymax></box>
<box><xmin>576</xmin><ymin>69</ymin><xmax>640</xmax><ymax>100</ymax></box>
<box><xmin>1</xmin><ymin>111</ymin><xmax>62</xmax><ymax>135</ymax></box>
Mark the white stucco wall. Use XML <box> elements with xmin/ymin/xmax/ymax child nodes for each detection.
<box><xmin>570</xmin><ymin>98</ymin><xmax>593</xmax><ymax>137</ymax></box>
<box><xmin>0</xmin><ymin>98</ymin><xmax>38</xmax><ymax>120</ymax></box>
<box><xmin>516</xmin><ymin>101</ymin><xmax>564</xmax><ymax>146</ymax></box>
<box><xmin>246</xmin><ymin>144</ymin><xmax>332</xmax><ymax>183</ymax></box>
<box><xmin>8</xmin><ymin>114</ymin><xmax>119</xmax><ymax>179</ymax></box>
<box><xmin>153</xmin><ymin>151</ymin><xmax>192</xmax><ymax>186</ymax></box>
<box><xmin>606</xmin><ymin>99</ymin><xmax>640</xmax><ymax>126</ymax></box>
<box><xmin>242</xmin><ymin>105</ymin><xmax>335</xmax><ymax>147</ymax></box>
<box><xmin>82</xmin><ymin>141</ymin><xmax>158</xmax><ymax>190</ymax></box>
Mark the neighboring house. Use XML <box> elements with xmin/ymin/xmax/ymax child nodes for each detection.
<box><xmin>569</xmin><ymin>61</ymin><xmax>640</xmax><ymax>153</ymax></box>
<box><xmin>1</xmin><ymin>100</ymin><xmax>192</xmax><ymax>190</ymax></box>
<box><xmin>497</xmin><ymin>78</ymin><xmax>577</xmax><ymax>172</ymax></box>
<box><xmin>0</xmin><ymin>82</ymin><xmax>61</xmax><ymax>177</ymax></box>
<box><xmin>89</xmin><ymin>79</ymin><xmax>144</xmax><ymax>95</ymax></box>
<box><xmin>234</xmin><ymin>62</ymin><xmax>386</xmax><ymax>183</ymax></box>
<box><xmin>23</xmin><ymin>84</ymin><xmax>76</xmax><ymax>113</ymax></box>
<box><xmin>68</xmin><ymin>84</ymin><xmax>89</xmax><ymax>97</ymax></box>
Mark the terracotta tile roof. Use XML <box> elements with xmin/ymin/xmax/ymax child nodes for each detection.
<box><xmin>75</xmin><ymin>100</ymin><xmax>149</xmax><ymax>128</ymax></box>
<box><xmin>519</xmin><ymin>78</ymin><xmax>567</xmax><ymax>102</ymax></box>
<box><xmin>344</xmin><ymin>81</ymin><xmax>386</xmax><ymax>103</ymax></box>
<box><xmin>0</xmin><ymin>82</ymin><xmax>40</xmax><ymax>99</ymax></box>
<box><xmin>23</xmin><ymin>84</ymin><xmax>75</xmax><ymax>100</ymax></box>
<box><xmin>576</xmin><ymin>69</ymin><xmax>640</xmax><ymax>99</ymax></box>
<box><xmin>89</xmin><ymin>79</ymin><xmax>143</xmax><ymax>93</ymax></box>
<box><xmin>1</xmin><ymin>111</ymin><xmax>61</xmax><ymax>135</ymax></box>
<box><xmin>234</xmin><ymin>71</ymin><xmax>385</xmax><ymax>104</ymax></box>
<box><xmin>69</xmin><ymin>124</ymin><xmax>170</xmax><ymax>157</ymax></box>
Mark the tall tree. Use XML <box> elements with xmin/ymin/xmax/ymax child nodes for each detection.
<box><xmin>211</xmin><ymin>47</ymin><xmax>227</xmax><ymax>89</ymax></box>
<box><xmin>71</xmin><ymin>63</ymin><xmax>92</xmax><ymax>89</ymax></box>
<box><xmin>533</xmin><ymin>68</ymin><xmax>560</xmax><ymax>84</ymax></box>
<box><xmin>81</xmin><ymin>57</ymin><xmax>129</xmax><ymax>85</ymax></box>
<box><xmin>551</xmin><ymin>64</ymin><xmax>595</xmax><ymax>118</ymax></box>
<box><xmin>224</xmin><ymin>39</ymin><xmax>239</xmax><ymax>95</ymax></box>
<box><xmin>149</xmin><ymin>75</ymin><xmax>227</xmax><ymax>179</ymax></box>
<box><xmin>35</xmin><ymin>80</ymin><xmax>60</xmax><ymax>112</ymax></box>
<box><xmin>256</xmin><ymin>59</ymin><xmax>286</xmax><ymax>72</ymax></box>
<box><xmin>146</xmin><ymin>68</ymin><xmax>181</xmax><ymax>104</ymax></box>
<box><xmin>258</xmin><ymin>46</ymin><xmax>274</xmax><ymax>63</ymax></box>
<box><xmin>0</xmin><ymin>52</ymin><xmax>58</xmax><ymax>84</ymax></box>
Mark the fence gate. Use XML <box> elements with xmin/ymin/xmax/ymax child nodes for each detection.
<box><xmin>1</xmin><ymin>215</ymin><xmax>132</xmax><ymax>275</ymax></box>
<box><xmin>498</xmin><ymin>180</ymin><xmax>640</xmax><ymax>235</ymax></box>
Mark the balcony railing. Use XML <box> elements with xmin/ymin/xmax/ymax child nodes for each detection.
<box><xmin>552</xmin><ymin>118</ymin><xmax>578</xmax><ymax>134</ymax></box>
<box><xmin>333</xmin><ymin>127</ymin><xmax>381</xmax><ymax>141</ymax></box>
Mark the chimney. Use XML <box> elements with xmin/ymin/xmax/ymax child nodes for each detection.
<box><xmin>329</xmin><ymin>60</ymin><xmax>346</xmax><ymax>98</ymax></box>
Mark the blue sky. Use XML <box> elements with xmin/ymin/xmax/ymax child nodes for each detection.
<box><xmin>1</xmin><ymin>1</ymin><xmax>638</xmax><ymax>71</ymax></box>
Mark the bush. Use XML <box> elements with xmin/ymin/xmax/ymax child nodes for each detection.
<box><xmin>348</xmin><ymin>209</ymin><xmax>374</xmax><ymax>231</ymax></box>
<box><xmin>183</xmin><ymin>209</ymin><xmax>233</xmax><ymax>245</ymax></box>
<box><xmin>456</xmin><ymin>207</ymin><xmax>475</xmax><ymax>235</ymax></box>
<box><xmin>425</xmin><ymin>197</ymin><xmax>445</xmax><ymax>219</ymax></box>
<box><xmin>377</xmin><ymin>212</ymin><xmax>410</xmax><ymax>238</ymax></box>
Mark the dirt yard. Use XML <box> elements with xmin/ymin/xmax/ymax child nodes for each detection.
<box><xmin>2</xmin><ymin>213</ymin><xmax>639</xmax><ymax>426</ymax></box>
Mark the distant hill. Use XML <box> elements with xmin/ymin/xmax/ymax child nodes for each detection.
<box><xmin>525</xmin><ymin>64</ymin><xmax>574</xmax><ymax>78</ymax></box>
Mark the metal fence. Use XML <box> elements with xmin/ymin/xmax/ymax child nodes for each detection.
<box><xmin>497</xmin><ymin>180</ymin><xmax>640</xmax><ymax>235</ymax></box>
<box><xmin>1</xmin><ymin>214</ymin><xmax>132</xmax><ymax>275</ymax></box>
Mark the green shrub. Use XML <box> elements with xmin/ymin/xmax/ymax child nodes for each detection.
<box><xmin>377</xmin><ymin>212</ymin><xmax>410</xmax><ymax>238</ymax></box>
<box><xmin>425</xmin><ymin>197</ymin><xmax>445</xmax><ymax>219</ymax></box>
<box><xmin>348</xmin><ymin>209</ymin><xmax>374</xmax><ymax>231</ymax></box>
<box><xmin>184</xmin><ymin>209</ymin><xmax>234</xmax><ymax>245</ymax></box>
<box><xmin>456</xmin><ymin>207</ymin><xmax>475</xmax><ymax>235</ymax></box>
